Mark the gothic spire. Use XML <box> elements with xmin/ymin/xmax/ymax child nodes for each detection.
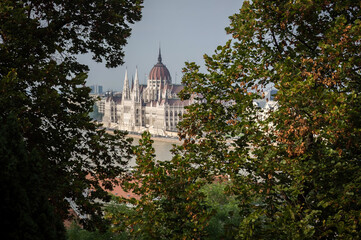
<box><xmin>158</xmin><ymin>46</ymin><xmax>162</xmax><ymax>63</ymax></box>
<box><xmin>131</xmin><ymin>75</ymin><xmax>134</xmax><ymax>90</ymax></box>
<box><xmin>122</xmin><ymin>68</ymin><xmax>130</xmax><ymax>100</ymax></box>
<box><xmin>133</xmin><ymin>67</ymin><xmax>140</xmax><ymax>102</ymax></box>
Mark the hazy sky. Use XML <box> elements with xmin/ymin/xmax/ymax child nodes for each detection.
<box><xmin>78</xmin><ymin>0</ymin><xmax>243</xmax><ymax>91</ymax></box>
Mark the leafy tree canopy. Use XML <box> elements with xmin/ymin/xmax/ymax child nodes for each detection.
<box><xmin>0</xmin><ymin>0</ymin><xmax>143</xmax><ymax>231</ymax></box>
<box><xmin>117</xmin><ymin>132</ymin><xmax>212</xmax><ymax>239</ymax></box>
<box><xmin>178</xmin><ymin>0</ymin><xmax>361</xmax><ymax>238</ymax></box>
<box><xmin>0</xmin><ymin>113</ymin><xmax>66</xmax><ymax>240</ymax></box>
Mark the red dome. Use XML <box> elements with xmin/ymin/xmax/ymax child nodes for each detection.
<box><xmin>149</xmin><ymin>62</ymin><xmax>171</xmax><ymax>81</ymax></box>
<box><xmin>148</xmin><ymin>48</ymin><xmax>171</xmax><ymax>82</ymax></box>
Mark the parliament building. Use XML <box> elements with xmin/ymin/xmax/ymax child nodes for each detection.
<box><xmin>100</xmin><ymin>49</ymin><xmax>192</xmax><ymax>137</ymax></box>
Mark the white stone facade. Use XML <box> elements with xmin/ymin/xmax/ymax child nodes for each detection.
<box><xmin>100</xmin><ymin>50</ymin><xmax>192</xmax><ymax>137</ymax></box>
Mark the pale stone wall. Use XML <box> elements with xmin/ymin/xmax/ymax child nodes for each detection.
<box><xmin>99</xmin><ymin>63</ymin><xmax>190</xmax><ymax>136</ymax></box>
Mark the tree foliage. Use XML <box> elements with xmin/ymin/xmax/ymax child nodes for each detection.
<box><xmin>0</xmin><ymin>0</ymin><xmax>143</xmax><ymax>230</ymax></box>
<box><xmin>0</xmin><ymin>113</ymin><xmax>66</xmax><ymax>240</ymax></box>
<box><xmin>200</xmin><ymin>182</ymin><xmax>241</xmax><ymax>240</ymax></box>
<box><xmin>177</xmin><ymin>0</ymin><xmax>361</xmax><ymax>239</ymax></box>
<box><xmin>67</xmin><ymin>221</ymin><xmax>128</xmax><ymax>240</ymax></box>
<box><xmin>114</xmin><ymin>132</ymin><xmax>212</xmax><ymax>239</ymax></box>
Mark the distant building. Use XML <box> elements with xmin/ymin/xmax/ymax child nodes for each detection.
<box><xmin>100</xmin><ymin>49</ymin><xmax>193</xmax><ymax>137</ymax></box>
<box><xmin>89</xmin><ymin>85</ymin><xmax>103</xmax><ymax>94</ymax></box>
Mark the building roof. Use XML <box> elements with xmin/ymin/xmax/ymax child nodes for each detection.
<box><xmin>167</xmin><ymin>98</ymin><xmax>192</xmax><ymax>106</ymax></box>
<box><xmin>170</xmin><ymin>84</ymin><xmax>183</xmax><ymax>95</ymax></box>
<box><xmin>149</xmin><ymin>48</ymin><xmax>171</xmax><ymax>82</ymax></box>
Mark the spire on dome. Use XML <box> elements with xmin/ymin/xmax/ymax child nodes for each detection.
<box><xmin>158</xmin><ymin>46</ymin><xmax>162</xmax><ymax>63</ymax></box>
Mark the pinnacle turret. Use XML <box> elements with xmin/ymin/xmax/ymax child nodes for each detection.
<box><xmin>133</xmin><ymin>67</ymin><xmax>140</xmax><ymax>102</ymax></box>
<box><xmin>122</xmin><ymin>68</ymin><xmax>130</xmax><ymax>100</ymax></box>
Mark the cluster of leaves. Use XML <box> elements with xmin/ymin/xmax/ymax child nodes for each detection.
<box><xmin>110</xmin><ymin>132</ymin><xmax>213</xmax><ymax>239</ymax></box>
<box><xmin>67</xmin><ymin>221</ymin><xmax>128</xmax><ymax>240</ymax></box>
<box><xmin>106</xmin><ymin>137</ymin><xmax>240</xmax><ymax>239</ymax></box>
<box><xmin>0</xmin><ymin>0</ymin><xmax>143</xmax><ymax>233</ymax></box>
<box><xmin>1</xmin><ymin>113</ymin><xmax>66</xmax><ymax>239</ymax></box>
<box><xmin>200</xmin><ymin>182</ymin><xmax>241</xmax><ymax>240</ymax></box>
<box><xmin>178</xmin><ymin>0</ymin><xmax>361</xmax><ymax>239</ymax></box>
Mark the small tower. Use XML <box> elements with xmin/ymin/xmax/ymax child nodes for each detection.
<box><xmin>122</xmin><ymin>68</ymin><xmax>130</xmax><ymax>101</ymax></box>
<box><xmin>133</xmin><ymin>67</ymin><xmax>140</xmax><ymax>102</ymax></box>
